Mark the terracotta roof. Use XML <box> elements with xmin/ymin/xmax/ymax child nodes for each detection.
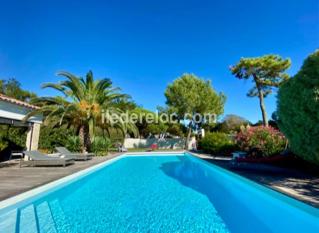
<box><xmin>0</xmin><ymin>94</ymin><xmax>39</xmax><ymax>110</ymax></box>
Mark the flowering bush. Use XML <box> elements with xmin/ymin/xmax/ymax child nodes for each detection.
<box><xmin>235</xmin><ymin>126</ymin><xmax>286</xmax><ymax>157</ymax></box>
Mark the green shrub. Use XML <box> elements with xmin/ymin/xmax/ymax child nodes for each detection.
<box><xmin>166</xmin><ymin>124</ymin><xmax>185</xmax><ymax>137</ymax></box>
<box><xmin>199</xmin><ymin>132</ymin><xmax>235</xmax><ymax>155</ymax></box>
<box><xmin>0</xmin><ymin>136</ymin><xmax>8</xmax><ymax>152</ymax></box>
<box><xmin>277</xmin><ymin>50</ymin><xmax>319</xmax><ymax>164</ymax></box>
<box><xmin>39</xmin><ymin>126</ymin><xmax>75</xmax><ymax>152</ymax></box>
<box><xmin>0</xmin><ymin>125</ymin><xmax>27</xmax><ymax>149</ymax></box>
<box><xmin>91</xmin><ymin>136</ymin><xmax>111</xmax><ymax>156</ymax></box>
<box><xmin>65</xmin><ymin>136</ymin><xmax>82</xmax><ymax>152</ymax></box>
<box><xmin>235</xmin><ymin>126</ymin><xmax>286</xmax><ymax>157</ymax></box>
<box><xmin>6</xmin><ymin>127</ymin><xmax>27</xmax><ymax>147</ymax></box>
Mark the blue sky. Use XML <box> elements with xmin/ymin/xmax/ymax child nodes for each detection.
<box><xmin>0</xmin><ymin>0</ymin><xmax>318</xmax><ymax>123</ymax></box>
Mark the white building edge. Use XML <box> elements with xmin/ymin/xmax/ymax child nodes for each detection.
<box><xmin>0</xmin><ymin>94</ymin><xmax>42</xmax><ymax>151</ymax></box>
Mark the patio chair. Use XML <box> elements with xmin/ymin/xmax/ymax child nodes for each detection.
<box><xmin>21</xmin><ymin>151</ymin><xmax>75</xmax><ymax>167</ymax></box>
<box><xmin>118</xmin><ymin>145</ymin><xmax>128</xmax><ymax>152</ymax></box>
<box><xmin>55</xmin><ymin>147</ymin><xmax>93</xmax><ymax>161</ymax></box>
<box><xmin>230</xmin><ymin>151</ymin><xmax>248</xmax><ymax>165</ymax></box>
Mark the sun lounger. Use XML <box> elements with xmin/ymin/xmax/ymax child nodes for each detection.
<box><xmin>21</xmin><ymin>151</ymin><xmax>75</xmax><ymax>167</ymax></box>
<box><xmin>55</xmin><ymin>147</ymin><xmax>93</xmax><ymax>161</ymax></box>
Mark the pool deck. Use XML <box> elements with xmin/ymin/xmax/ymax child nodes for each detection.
<box><xmin>0</xmin><ymin>154</ymin><xmax>122</xmax><ymax>201</ymax></box>
<box><xmin>0</xmin><ymin>152</ymin><xmax>318</xmax><ymax>209</ymax></box>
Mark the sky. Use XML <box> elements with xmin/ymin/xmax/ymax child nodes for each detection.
<box><xmin>0</xmin><ymin>0</ymin><xmax>318</xmax><ymax>123</ymax></box>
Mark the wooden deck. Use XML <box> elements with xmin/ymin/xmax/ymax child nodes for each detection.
<box><xmin>0</xmin><ymin>154</ymin><xmax>121</xmax><ymax>201</ymax></box>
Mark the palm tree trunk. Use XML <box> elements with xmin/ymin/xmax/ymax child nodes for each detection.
<box><xmin>79</xmin><ymin>124</ymin><xmax>90</xmax><ymax>152</ymax></box>
<box><xmin>88</xmin><ymin>118</ymin><xmax>95</xmax><ymax>143</ymax></box>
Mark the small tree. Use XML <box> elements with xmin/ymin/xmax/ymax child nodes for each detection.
<box><xmin>165</xmin><ymin>73</ymin><xmax>225</xmax><ymax>148</ymax></box>
<box><xmin>230</xmin><ymin>55</ymin><xmax>291</xmax><ymax>126</ymax></box>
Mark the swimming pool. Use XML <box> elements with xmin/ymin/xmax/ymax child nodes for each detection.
<box><xmin>0</xmin><ymin>153</ymin><xmax>318</xmax><ymax>233</ymax></box>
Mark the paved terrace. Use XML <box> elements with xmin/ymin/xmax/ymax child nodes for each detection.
<box><xmin>0</xmin><ymin>152</ymin><xmax>318</xmax><ymax>209</ymax></box>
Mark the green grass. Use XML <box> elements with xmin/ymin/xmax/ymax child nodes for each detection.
<box><xmin>127</xmin><ymin>148</ymin><xmax>183</xmax><ymax>152</ymax></box>
<box><xmin>108</xmin><ymin>148</ymin><xmax>184</xmax><ymax>153</ymax></box>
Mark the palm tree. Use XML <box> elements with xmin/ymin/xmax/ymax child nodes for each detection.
<box><xmin>26</xmin><ymin>71</ymin><xmax>137</xmax><ymax>152</ymax></box>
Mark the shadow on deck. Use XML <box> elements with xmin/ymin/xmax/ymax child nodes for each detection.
<box><xmin>199</xmin><ymin>155</ymin><xmax>319</xmax><ymax>208</ymax></box>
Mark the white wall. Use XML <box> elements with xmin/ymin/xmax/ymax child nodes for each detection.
<box><xmin>124</xmin><ymin>138</ymin><xmax>185</xmax><ymax>149</ymax></box>
<box><xmin>26</xmin><ymin>123</ymin><xmax>41</xmax><ymax>151</ymax></box>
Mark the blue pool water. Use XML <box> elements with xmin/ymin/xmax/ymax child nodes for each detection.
<box><xmin>0</xmin><ymin>154</ymin><xmax>318</xmax><ymax>233</ymax></box>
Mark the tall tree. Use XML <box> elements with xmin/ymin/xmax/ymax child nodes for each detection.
<box><xmin>26</xmin><ymin>71</ymin><xmax>137</xmax><ymax>152</ymax></box>
<box><xmin>0</xmin><ymin>78</ymin><xmax>37</xmax><ymax>101</ymax></box>
<box><xmin>165</xmin><ymin>73</ymin><xmax>225</xmax><ymax>148</ymax></box>
<box><xmin>277</xmin><ymin>50</ymin><xmax>319</xmax><ymax>165</ymax></box>
<box><xmin>230</xmin><ymin>55</ymin><xmax>290</xmax><ymax>126</ymax></box>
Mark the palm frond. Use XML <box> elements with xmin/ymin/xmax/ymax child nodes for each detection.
<box><xmin>56</xmin><ymin>71</ymin><xmax>86</xmax><ymax>101</ymax></box>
